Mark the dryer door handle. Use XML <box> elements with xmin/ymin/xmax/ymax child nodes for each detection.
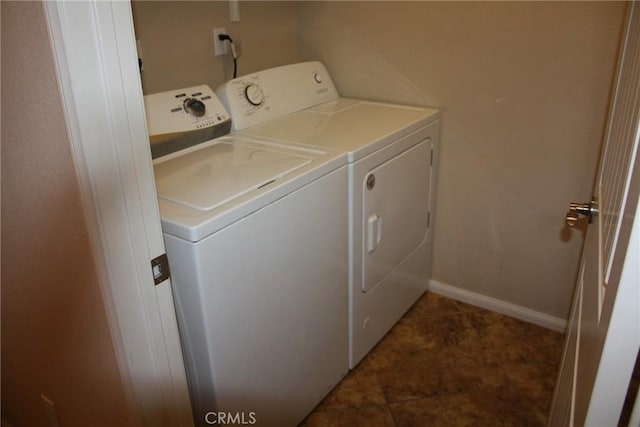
<box><xmin>367</xmin><ymin>213</ymin><xmax>382</xmax><ymax>253</ymax></box>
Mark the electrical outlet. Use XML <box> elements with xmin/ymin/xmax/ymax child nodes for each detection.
<box><xmin>213</xmin><ymin>28</ymin><xmax>228</xmax><ymax>56</ymax></box>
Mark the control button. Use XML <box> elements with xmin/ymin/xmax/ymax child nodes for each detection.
<box><xmin>244</xmin><ymin>83</ymin><xmax>264</xmax><ymax>106</ymax></box>
<box><xmin>183</xmin><ymin>98</ymin><xmax>206</xmax><ymax>117</ymax></box>
<box><xmin>170</xmin><ymin>107</ymin><xmax>182</xmax><ymax>113</ymax></box>
<box><xmin>191</xmin><ymin>92</ymin><xmax>203</xmax><ymax>96</ymax></box>
<box><xmin>201</xmin><ymin>95</ymin><xmax>212</xmax><ymax>100</ymax></box>
<box><xmin>196</xmin><ymin>121</ymin><xmax>214</xmax><ymax>129</ymax></box>
<box><xmin>175</xmin><ymin>93</ymin><xmax>186</xmax><ymax>98</ymax></box>
<box><xmin>314</xmin><ymin>73</ymin><xmax>322</xmax><ymax>84</ymax></box>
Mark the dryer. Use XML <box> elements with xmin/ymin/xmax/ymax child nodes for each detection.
<box><xmin>217</xmin><ymin>62</ymin><xmax>440</xmax><ymax>368</ymax></box>
<box><xmin>145</xmin><ymin>84</ymin><xmax>349</xmax><ymax>426</ymax></box>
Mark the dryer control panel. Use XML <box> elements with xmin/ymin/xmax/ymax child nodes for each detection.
<box><xmin>216</xmin><ymin>61</ymin><xmax>339</xmax><ymax>131</ymax></box>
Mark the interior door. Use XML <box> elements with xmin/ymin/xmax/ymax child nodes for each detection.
<box><xmin>549</xmin><ymin>4</ymin><xmax>640</xmax><ymax>426</ymax></box>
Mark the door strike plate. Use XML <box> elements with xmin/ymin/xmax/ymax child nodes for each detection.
<box><xmin>151</xmin><ymin>253</ymin><xmax>171</xmax><ymax>285</ymax></box>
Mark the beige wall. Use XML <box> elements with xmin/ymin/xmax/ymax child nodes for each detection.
<box><xmin>131</xmin><ymin>1</ymin><xmax>300</xmax><ymax>94</ymax></box>
<box><xmin>1</xmin><ymin>2</ymin><xmax>139</xmax><ymax>426</ymax></box>
<box><xmin>297</xmin><ymin>1</ymin><xmax>626</xmax><ymax>319</ymax></box>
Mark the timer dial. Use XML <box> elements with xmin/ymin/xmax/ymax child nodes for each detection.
<box><xmin>183</xmin><ymin>98</ymin><xmax>206</xmax><ymax>117</ymax></box>
<box><xmin>244</xmin><ymin>84</ymin><xmax>264</xmax><ymax>106</ymax></box>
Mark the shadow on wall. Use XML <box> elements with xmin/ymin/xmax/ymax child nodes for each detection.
<box><xmin>559</xmin><ymin>216</ymin><xmax>589</xmax><ymax>243</ymax></box>
<box><xmin>296</xmin><ymin>7</ymin><xmax>432</xmax><ymax>107</ymax></box>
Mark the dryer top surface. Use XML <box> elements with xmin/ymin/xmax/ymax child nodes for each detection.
<box><xmin>241</xmin><ymin>98</ymin><xmax>440</xmax><ymax>162</ymax></box>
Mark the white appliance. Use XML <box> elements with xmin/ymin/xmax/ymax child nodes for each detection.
<box><xmin>145</xmin><ymin>85</ymin><xmax>349</xmax><ymax>426</ymax></box>
<box><xmin>217</xmin><ymin>62</ymin><xmax>440</xmax><ymax>368</ymax></box>
<box><xmin>144</xmin><ymin>84</ymin><xmax>232</xmax><ymax>158</ymax></box>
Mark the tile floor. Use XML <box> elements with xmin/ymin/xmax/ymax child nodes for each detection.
<box><xmin>301</xmin><ymin>292</ymin><xmax>565</xmax><ymax>427</ymax></box>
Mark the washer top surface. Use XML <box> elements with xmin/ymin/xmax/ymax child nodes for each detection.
<box><xmin>155</xmin><ymin>139</ymin><xmax>312</xmax><ymax>211</ymax></box>
<box><xmin>154</xmin><ymin>135</ymin><xmax>346</xmax><ymax>242</ymax></box>
<box><xmin>241</xmin><ymin>98</ymin><xmax>440</xmax><ymax>162</ymax></box>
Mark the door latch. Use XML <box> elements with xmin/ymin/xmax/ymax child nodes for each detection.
<box><xmin>151</xmin><ymin>253</ymin><xmax>171</xmax><ymax>285</ymax></box>
<box><xmin>565</xmin><ymin>198</ymin><xmax>598</xmax><ymax>227</ymax></box>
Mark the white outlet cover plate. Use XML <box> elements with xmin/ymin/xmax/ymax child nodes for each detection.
<box><xmin>213</xmin><ymin>28</ymin><xmax>228</xmax><ymax>56</ymax></box>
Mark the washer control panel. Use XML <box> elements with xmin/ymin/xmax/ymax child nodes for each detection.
<box><xmin>215</xmin><ymin>61</ymin><xmax>339</xmax><ymax>130</ymax></box>
<box><xmin>144</xmin><ymin>84</ymin><xmax>232</xmax><ymax>158</ymax></box>
<box><xmin>144</xmin><ymin>84</ymin><xmax>230</xmax><ymax>136</ymax></box>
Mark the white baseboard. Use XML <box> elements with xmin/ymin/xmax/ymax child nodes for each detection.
<box><xmin>428</xmin><ymin>279</ymin><xmax>567</xmax><ymax>332</ymax></box>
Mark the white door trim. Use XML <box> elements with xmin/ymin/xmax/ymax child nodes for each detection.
<box><xmin>43</xmin><ymin>2</ymin><xmax>193</xmax><ymax>425</ymax></box>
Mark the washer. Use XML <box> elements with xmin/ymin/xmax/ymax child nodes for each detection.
<box><xmin>146</xmin><ymin>85</ymin><xmax>349</xmax><ymax>426</ymax></box>
<box><xmin>217</xmin><ymin>62</ymin><xmax>440</xmax><ymax>368</ymax></box>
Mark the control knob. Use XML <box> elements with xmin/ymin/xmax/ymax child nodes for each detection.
<box><xmin>183</xmin><ymin>98</ymin><xmax>206</xmax><ymax>117</ymax></box>
<box><xmin>244</xmin><ymin>83</ymin><xmax>264</xmax><ymax>106</ymax></box>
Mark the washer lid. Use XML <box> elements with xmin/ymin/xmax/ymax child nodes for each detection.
<box><xmin>154</xmin><ymin>140</ymin><xmax>312</xmax><ymax>211</ymax></box>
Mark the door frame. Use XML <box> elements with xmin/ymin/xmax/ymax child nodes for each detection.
<box><xmin>43</xmin><ymin>2</ymin><xmax>193</xmax><ymax>425</ymax></box>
